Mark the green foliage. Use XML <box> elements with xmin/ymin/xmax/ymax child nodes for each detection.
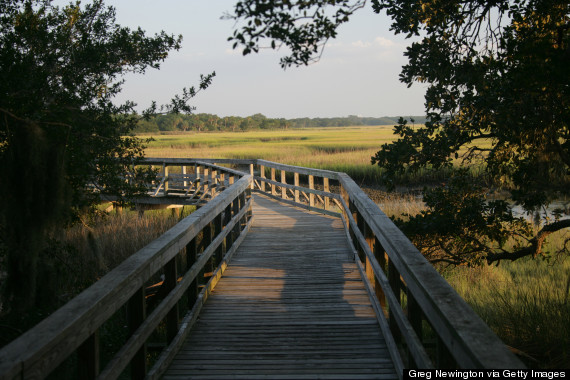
<box><xmin>228</xmin><ymin>0</ymin><xmax>569</xmax><ymax>265</ymax></box>
<box><xmin>132</xmin><ymin>113</ymin><xmax>422</xmax><ymax>133</ymax></box>
<box><xmin>226</xmin><ymin>0</ymin><xmax>367</xmax><ymax>68</ymax></box>
<box><xmin>0</xmin><ymin>0</ymin><xmax>209</xmax><ymax>312</ymax></box>
<box><xmin>393</xmin><ymin>171</ymin><xmax>541</xmax><ymax>266</ymax></box>
<box><xmin>370</xmin><ymin>0</ymin><xmax>570</xmax><ymax>210</ymax></box>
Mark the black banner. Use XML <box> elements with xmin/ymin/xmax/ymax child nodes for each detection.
<box><xmin>404</xmin><ymin>370</ymin><xmax>569</xmax><ymax>380</ymax></box>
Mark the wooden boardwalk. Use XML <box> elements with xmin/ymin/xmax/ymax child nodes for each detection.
<box><xmin>164</xmin><ymin>194</ymin><xmax>397</xmax><ymax>379</ymax></box>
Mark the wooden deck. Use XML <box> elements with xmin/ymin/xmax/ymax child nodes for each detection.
<box><xmin>164</xmin><ymin>193</ymin><xmax>397</xmax><ymax>379</ymax></box>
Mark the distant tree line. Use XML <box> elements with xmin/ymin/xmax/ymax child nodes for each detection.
<box><xmin>134</xmin><ymin>113</ymin><xmax>427</xmax><ymax>133</ymax></box>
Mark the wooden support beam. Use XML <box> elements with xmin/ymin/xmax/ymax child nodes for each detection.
<box><xmin>78</xmin><ymin>331</ymin><xmax>99</xmax><ymax>380</ymax></box>
<box><xmin>294</xmin><ymin>172</ymin><xmax>299</xmax><ymax>203</ymax></box>
<box><xmin>323</xmin><ymin>177</ymin><xmax>330</xmax><ymax>210</ymax></box>
<box><xmin>127</xmin><ymin>288</ymin><xmax>147</xmax><ymax>380</ymax></box>
<box><xmin>186</xmin><ymin>238</ymin><xmax>198</xmax><ymax>307</ymax></box>
<box><xmin>309</xmin><ymin>175</ymin><xmax>314</xmax><ymax>207</ymax></box>
<box><xmin>164</xmin><ymin>258</ymin><xmax>178</xmax><ymax>343</ymax></box>
<box><xmin>271</xmin><ymin>168</ymin><xmax>276</xmax><ymax>195</ymax></box>
<box><xmin>249</xmin><ymin>163</ymin><xmax>254</xmax><ymax>189</ymax></box>
<box><xmin>280</xmin><ymin>170</ymin><xmax>287</xmax><ymax>199</ymax></box>
<box><xmin>260</xmin><ymin>165</ymin><xmax>266</xmax><ymax>192</ymax></box>
<box><xmin>164</xmin><ymin>165</ymin><xmax>169</xmax><ymax>195</ymax></box>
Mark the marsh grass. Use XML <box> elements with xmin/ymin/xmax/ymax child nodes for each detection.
<box><xmin>141</xmin><ymin>127</ymin><xmax>483</xmax><ymax>186</ymax></box>
<box><xmin>0</xmin><ymin>206</ymin><xmax>193</xmax><ymax>349</ymax></box>
<box><xmin>443</xmin><ymin>255</ymin><xmax>570</xmax><ymax>368</ymax></box>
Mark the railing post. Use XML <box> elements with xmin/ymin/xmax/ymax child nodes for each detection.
<box><xmin>249</xmin><ymin>163</ymin><xmax>254</xmax><ymax>190</ymax></box>
<box><xmin>78</xmin><ymin>331</ymin><xmax>100</xmax><ymax>380</ymax></box>
<box><xmin>294</xmin><ymin>172</ymin><xmax>300</xmax><ymax>203</ymax></box>
<box><xmin>271</xmin><ymin>168</ymin><xmax>276</xmax><ymax>195</ymax></box>
<box><xmin>165</xmin><ymin>257</ymin><xmax>179</xmax><ymax>343</ymax></box>
<box><xmin>323</xmin><ymin>177</ymin><xmax>330</xmax><ymax>210</ymax></box>
<box><xmin>210</xmin><ymin>169</ymin><xmax>217</xmax><ymax>198</ymax></box>
<box><xmin>202</xmin><ymin>222</ymin><xmax>213</xmax><ymax>277</ymax></box>
<box><xmin>127</xmin><ymin>288</ymin><xmax>147</xmax><ymax>380</ymax></box>
<box><xmin>373</xmin><ymin>237</ymin><xmax>387</xmax><ymax>313</ymax></box>
<box><xmin>186</xmin><ymin>238</ymin><xmax>199</xmax><ymax>307</ymax></box>
<box><xmin>309</xmin><ymin>175</ymin><xmax>314</xmax><ymax>207</ymax></box>
<box><xmin>203</xmin><ymin>167</ymin><xmax>209</xmax><ymax>196</ymax></box>
<box><xmin>163</xmin><ymin>164</ymin><xmax>169</xmax><ymax>195</ymax></box>
<box><xmin>232</xmin><ymin>195</ymin><xmax>240</xmax><ymax>244</ymax></box>
<box><xmin>281</xmin><ymin>170</ymin><xmax>287</xmax><ymax>199</ymax></box>
<box><xmin>260</xmin><ymin>164</ymin><xmax>266</xmax><ymax>192</ymax></box>
<box><xmin>224</xmin><ymin>203</ymin><xmax>234</xmax><ymax>249</ymax></box>
<box><xmin>388</xmin><ymin>260</ymin><xmax>402</xmax><ymax>344</ymax></box>
<box><xmin>363</xmin><ymin>223</ymin><xmax>375</xmax><ymax>290</ymax></box>
<box><xmin>182</xmin><ymin>165</ymin><xmax>188</xmax><ymax>189</ymax></box>
<box><xmin>214</xmin><ymin>213</ymin><xmax>224</xmax><ymax>265</ymax></box>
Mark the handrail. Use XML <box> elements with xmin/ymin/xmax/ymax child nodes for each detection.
<box><xmin>245</xmin><ymin>159</ymin><xmax>524</xmax><ymax>369</ymax></box>
<box><xmin>0</xmin><ymin>175</ymin><xmax>253</xmax><ymax>380</ymax></box>
<box><xmin>0</xmin><ymin>158</ymin><xmax>525</xmax><ymax>379</ymax></box>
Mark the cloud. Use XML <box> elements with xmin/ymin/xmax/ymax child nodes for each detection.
<box><xmin>351</xmin><ymin>40</ymin><xmax>372</xmax><ymax>48</ymax></box>
<box><xmin>374</xmin><ymin>36</ymin><xmax>396</xmax><ymax>47</ymax></box>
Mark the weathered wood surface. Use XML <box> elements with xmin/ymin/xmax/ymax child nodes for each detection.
<box><xmin>164</xmin><ymin>194</ymin><xmax>397</xmax><ymax>379</ymax></box>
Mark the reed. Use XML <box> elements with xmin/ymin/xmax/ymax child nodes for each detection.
<box><xmin>443</xmin><ymin>255</ymin><xmax>570</xmax><ymax>368</ymax></box>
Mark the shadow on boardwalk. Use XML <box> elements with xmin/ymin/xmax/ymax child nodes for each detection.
<box><xmin>164</xmin><ymin>193</ymin><xmax>397</xmax><ymax>379</ymax></box>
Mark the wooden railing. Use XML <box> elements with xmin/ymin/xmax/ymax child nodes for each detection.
<box><xmin>142</xmin><ymin>158</ymin><xmax>524</xmax><ymax>369</ymax></box>
<box><xmin>241</xmin><ymin>159</ymin><xmax>524</xmax><ymax>371</ymax></box>
<box><xmin>0</xmin><ymin>158</ymin><xmax>524</xmax><ymax>379</ymax></box>
<box><xmin>0</xmin><ymin>164</ymin><xmax>253</xmax><ymax>380</ymax></box>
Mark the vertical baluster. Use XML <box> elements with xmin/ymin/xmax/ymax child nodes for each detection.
<box><xmin>224</xmin><ymin>203</ymin><xmax>234</xmax><ymax>250</ymax></box>
<box><xmin>271</xmin><ymin>168</ymin><xmax>276</xmax><ymax>195</ymax></box>
<box><xmin>186</xmin><ymin>238</ymin><xmax>199</xmax><ymax>307</ymax></box>
<box><xmin>388</xmin><ymin>260</ymin><xmax>402</xmax><ymax>344</ymax></box>
<box><xmin>309</xmin><ymin>175</ymin><xmax>314</xmax><ymax>207</ymax></box>
<box><xmin>323</xmin><ymin>177</ymin><xmax>330</xmax><ymax>210</ymax></box>
<box><xmin>294</xmin><ymin>172</ymin><xmax>300</xmax><ymax>203</ymax></box>
<box><xmin>210</xmin><ymin>169</ymin><xmax>217</xmax><ymax>197</ymax></box>
<box><xmin>127</xmin><ymin>288</ymin><xmax>147</xmax><ymax>379</ymax></box>
<box><xmin>165</xmin><ymin>257</ymin><xmax>179</xmax><ymax>343</ymax></box>
<box><xmin>78</xmin><ymin>331</ymin><xmax>100</xmax><ymax>380</ymax></box>
<box><xmin>214</xmin><ymin>213</ymin><xmax>224</xmax><ymax>265</ymax></box>
<box><xmin>202</xmin><ymin>222</ymin><xmax>213</xmax><ymax>277</ymax></box>
<box><xmin>407</xmin><ymin>291</ymin><xmax>423</xmax><ymax>367</ymax></box>
<box><xmin>281</xmin><ymin>170</ymin><xmax>287</xmax><ymax>199</ymax></box>
<box><xmin>374</xmin><ymin>237</ymin><xmax>388</xmax><ymax>314</ymax></box>
<box><xmin>249</xmin><ymin>163</ymin><xmax>254</xmax><ymax>190</ymax></box>
<box><xmin>260</xmin><ymin>164</ymin><xmax>266</xmax><ymax>192</ymax></box>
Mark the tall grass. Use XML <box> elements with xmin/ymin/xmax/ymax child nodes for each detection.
<box><xmin>0</xmin><ymin>206</ymin><xmax>192</xmax><ymax>347</ymax></box>
<box><xmin>141</xmin><ymin>127</ymin><xmax>396</xmax><ymax>184</ymax></box>
<box><xmin>141</xmin><ymin>127</ymin><xmax>483</xmax><ymax>186</ymax></box>
<box><xmin>443</xmin><ymin>256</ymin><xmax>570</xmax><ymax>368</ymax></box>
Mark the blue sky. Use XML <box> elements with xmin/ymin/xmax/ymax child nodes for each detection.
<box><xmin>59</xmin><ymin>1</ymin><xmax>428</xmax><ymax>118</ymax></box>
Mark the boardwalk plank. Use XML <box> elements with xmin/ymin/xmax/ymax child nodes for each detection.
<box><xmin>164</xmin><ymin>194</ymin><xmax>396</xmax><ymax>379</ymax></box>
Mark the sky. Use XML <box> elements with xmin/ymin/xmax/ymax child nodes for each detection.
<box><xmin>59</xmin><ymin>1</ymin><xmax>428</xmax><ymax>119</ymax></box>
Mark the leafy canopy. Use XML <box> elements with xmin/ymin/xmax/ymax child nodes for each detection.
<box><xmin>0</xmin><ymin>0</ymin><xmax>213</xmax><ymax>311</ymax></box>
<box><xmin>228</xmin><ymin>0</ymin><xmax>570</xmax><ymax>265</ymax></box>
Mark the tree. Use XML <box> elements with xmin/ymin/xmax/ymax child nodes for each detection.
<box><xmin>0</xmin><ymin>0</ymin><xmax>212</xmax><ymax>311</ymax></box>
<box><xmin>227</xmin><ymin>0</ymin><xmax>569</xmax><ymax>265</ymax></box>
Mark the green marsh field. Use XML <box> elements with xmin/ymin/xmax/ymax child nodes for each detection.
<box><xmin>141</xmin><ymin>126</ymin><xmax>395</xmax><ymax>184</ymax></box>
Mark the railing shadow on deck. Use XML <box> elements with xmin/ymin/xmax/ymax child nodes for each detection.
<box><xmin>0</xmin><ymin>158</ymin><xmax>524</xmax><ymax>380</ymax></box>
